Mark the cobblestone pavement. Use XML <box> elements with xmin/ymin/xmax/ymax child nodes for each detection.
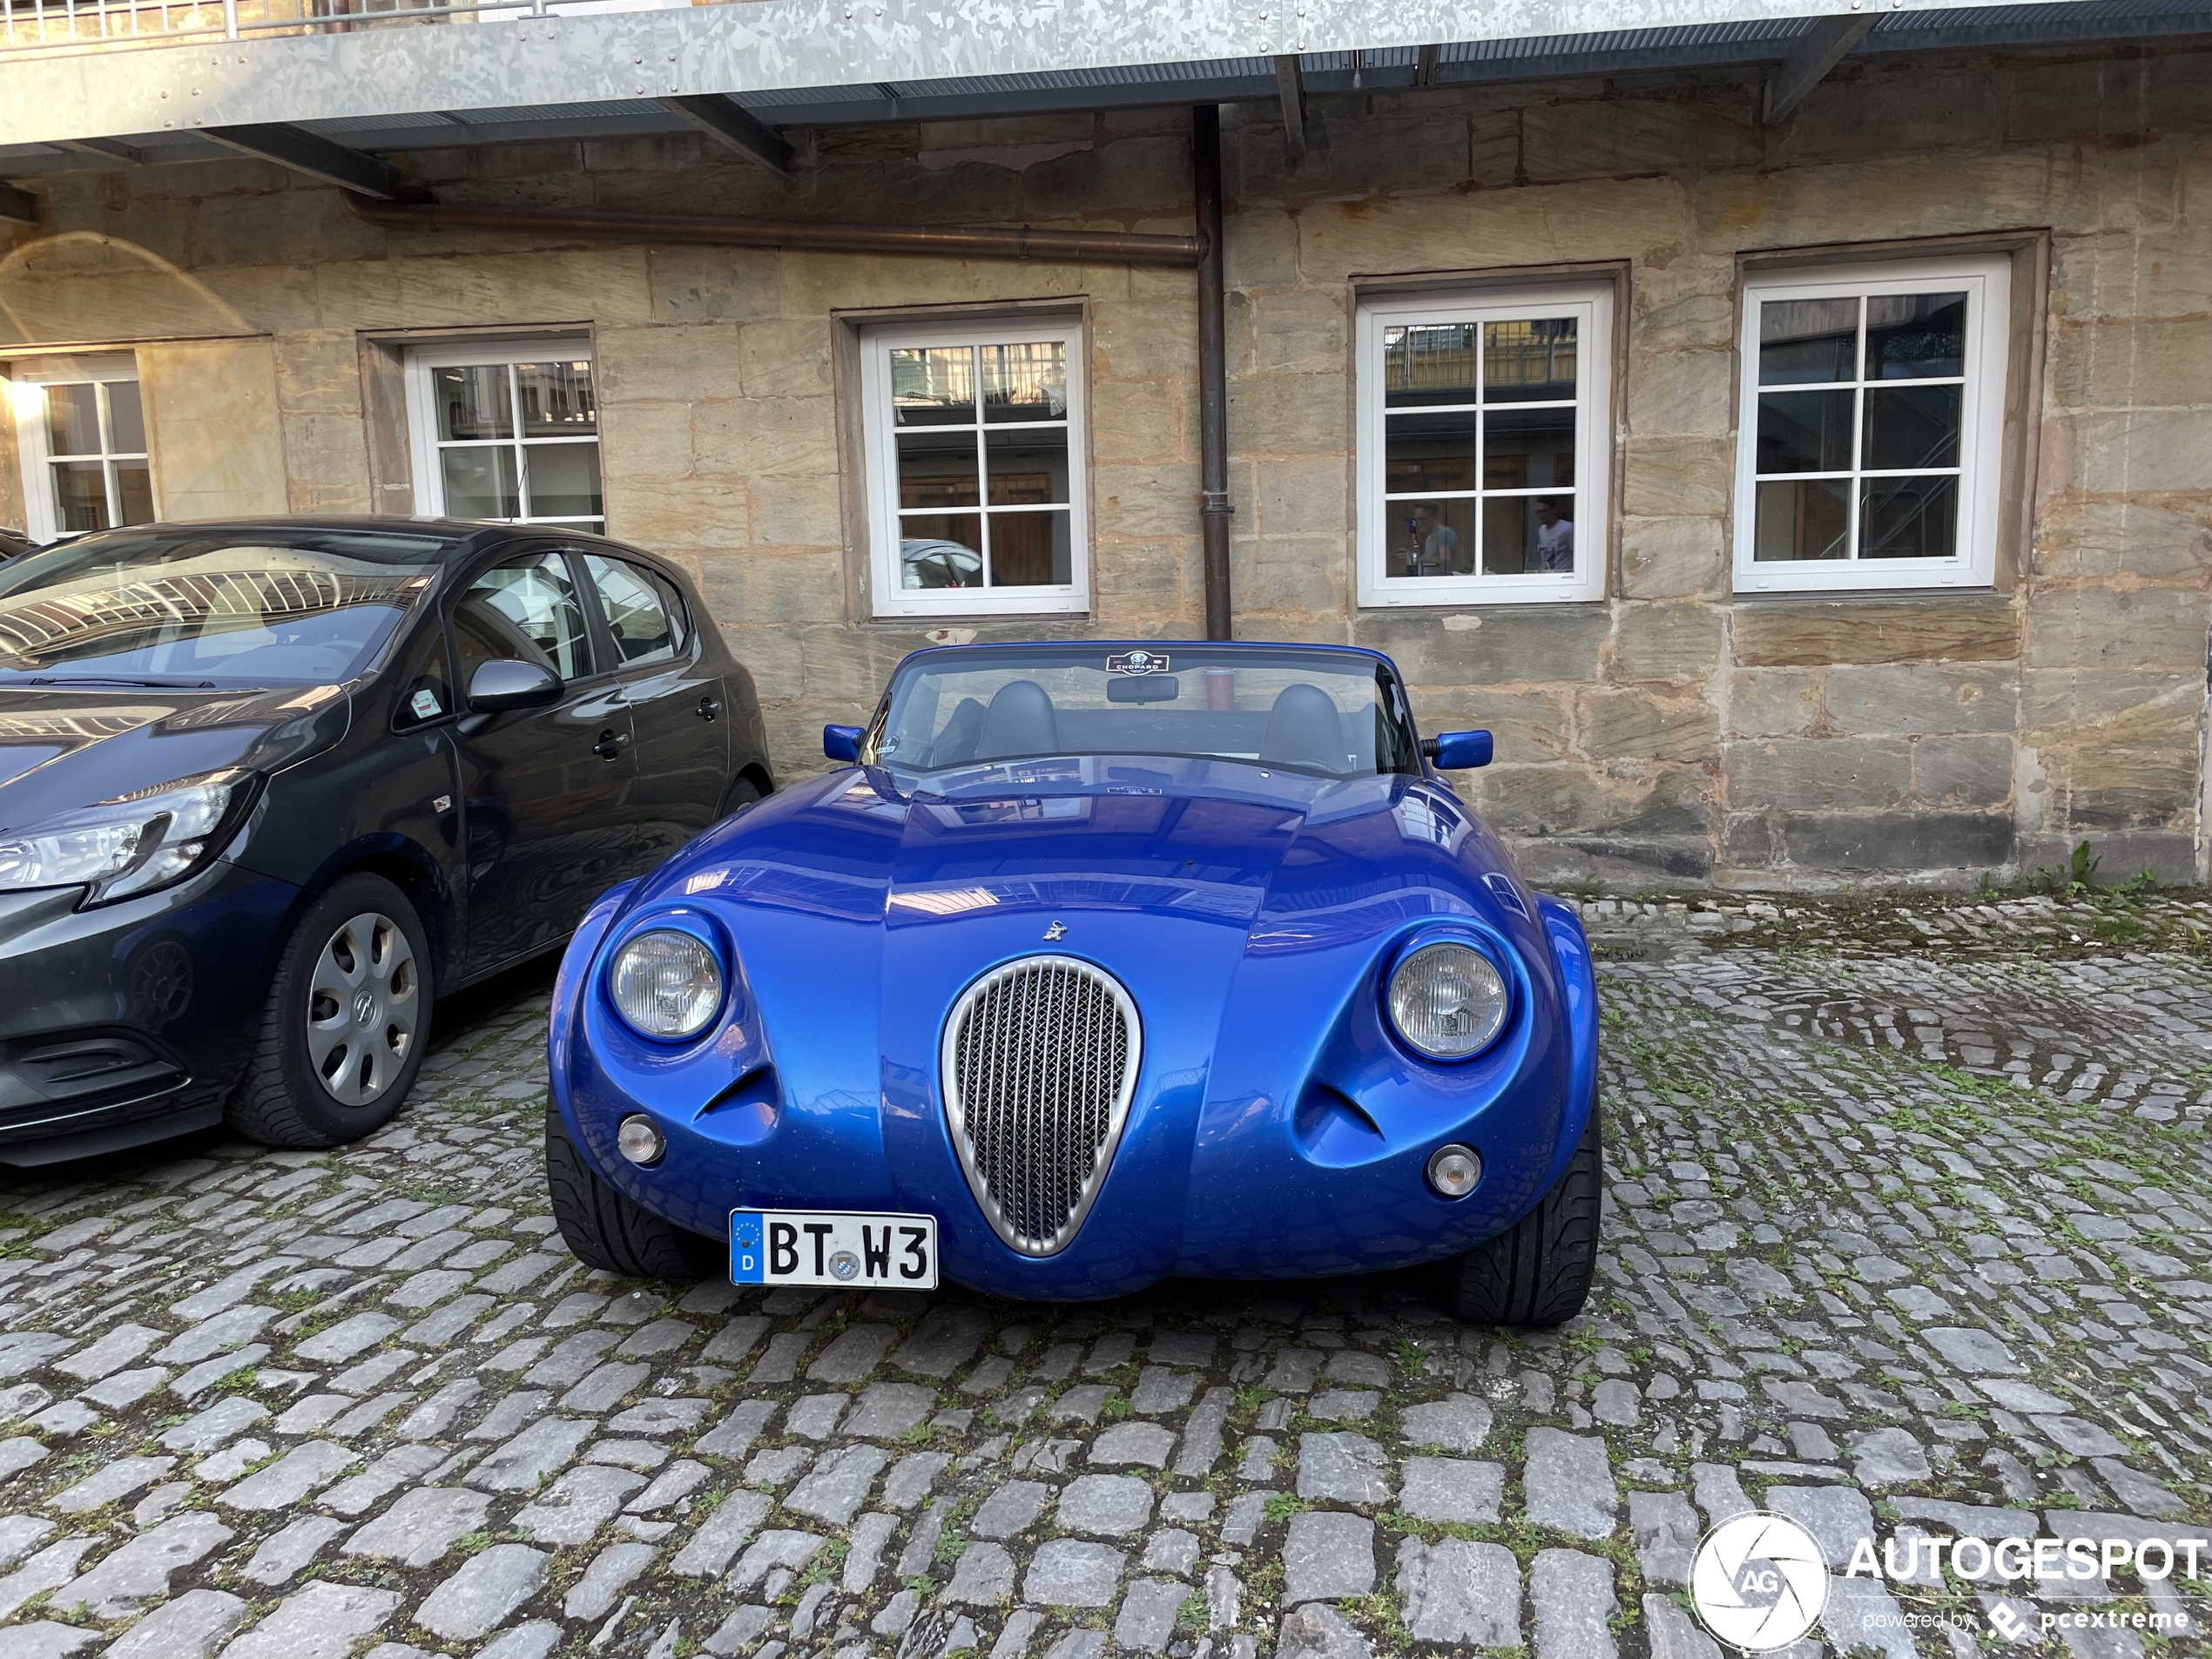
<box><xmin>0</xmin><ymin>898</ymin><xmax>2206</xmax><ymax>1659</ymax></box>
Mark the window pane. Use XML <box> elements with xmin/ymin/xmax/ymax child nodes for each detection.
<box><xmin>890</xmin><ymin>347</ymin><xmax>977</xmax><ymax>426</ymax></box>
<box><xmin>1757</xmin><ymin>389</ymin><xmax>1854</xmax><ymax>475</ymax></box>
<box><xmin>981</xmin><ymin>343</ymin><xmax>1068</xmax><ymax>423</ymax></box>
<box><xmin>1484</xmin><ymin>318</ymin><xmax>1577</xmax><ymax>402</ymax></box>
<box><xmin>1484</xmin><ymin>407</ymin><xmax>1576</xmax><ymax>489</ymax></box>
<box><xmin>114</xmin><ymin>464</ymin><xmax>154</xmax><ymax>527</ymax></box>
<box><xmin>899</xmin><ymin>522</ymin><xmax>983</xmax><ymax>588</ymax></box>
<box><xmin>44</xmin><ymin>384</ymin><xmax>102</xmax><ymax>457</ymax></box>
<box><xmin>583</xmin><ymin>555</ymin><xmax>676</xmax><ymax>665</ymax></box>
<box><xmin>1863</xmin><ymin>384</ymin><xmax>1961</xmax><ymax>471</ymax></box>
<box><xmin>51</xmin><ymin>460</ymin><xmax>111</xmax><ymax>531</ymax></box>
<box><xmin>441</xmin><ymin>445</ymin><xmax>521</xmax><ymax>520</ymax></box>
<box><xmin>984</xmin><ymin>429</ymin><xmax>1069</xmax><ymax>507</ymax></box>
<box><xmin>1382</xmin><ymin>324</ymin><xmax>1478</xmax><ymax>408</ymax></box>
<box><xmin>523</xmin><ymin>444</ymin><xmax>604</xmax><ymax>521</ymax></box>
<box><xmin>1385</xmin><ymin>410</ymin><xmax>1478</xmax><ymax>496</ymax></box>
<box><xmin>898</xmin><ymin>429</ymin><xmax>981</xmax><ymax>510</ymax></box>
<box><xmin>1758</xmin><ymin>298</ymin><xmax>1858</xmax><ymax>386</ymax></box>
<box><xmin>456</xmin><ymin>554</ymin><xmax>590</xmax><ymax>682</ymax></box>
<box><xmin>987</xmin><ymin>510</ymin><xmax>1072</xmax><ymax>586</ymax></box>
<box><xmin>1865</xmin><ymin>292</ymin><xmax>1966</xmax><ymax>381</ymax></box>
<box><xmin>433</xmin><ymin>366</ymin><xmax>514</xmax><ymax>442</ymax></box>
<box><xmin>105</xmin><ymin>381</ymin><xmax>147</xmax><ymax>455</ymax></box>
<box><xmin>1482</xmin><ymin>496</ymin><xmax>1530</xmax><ymax>576</ymax></box>
<box><xmin>648</xmin><ymin>570</ymin><xmax>690</xmax><ymax>651</ymax></box>
<box><xmin>1754</xmin><ymin>477</ymin><xmax>1851</xmax><ymax>561</ymax></box>
<box><xmin>1860</xmin><ymin>475</ymin><xmax>1958</xmax><ymax>559</ymax></box>
<box><xmin>1384</xmin><ymin>500</ymin><xmax>1474</xmax><ymax>577</ymax></box>
<box><xmin>515</xmin><ymin>361</ymin><xmax>597</xmax><ymax>435</ymax></box>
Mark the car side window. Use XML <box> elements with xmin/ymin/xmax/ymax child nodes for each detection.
<box><xmin>454</xmin><ymin>554</ymin><xmax>590</xmax><ymax>689</ymax></box>
<box><xmin>390</xmin><ymin>624</ymin><xmax>453</xmax><ymax>731</ymax></box>
<box><xmin>583</xmin><ymin>555</ymin><xmax>679</xmax><ymax>667</ymax></box>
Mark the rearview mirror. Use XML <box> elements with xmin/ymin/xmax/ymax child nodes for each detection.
<box><xmin>823</xmin><ymin>725</ymin><xmax>865</xmax><ymax>763</ymax></box>
<box><xmin>468</xmin><ymin>658</ymin><xmax>563</xmax><ymax>713</ymax></box>
<box><xmin>1425</xmin><ymin>730</ymin><xmax>1494</xmax><ymax>771</ymax></box>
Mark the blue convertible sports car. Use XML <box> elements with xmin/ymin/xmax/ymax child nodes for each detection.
<box><xmin>545</xmin><ymin>641</ymin><xmax>1601</xmax><ymax>1324</ymax></box>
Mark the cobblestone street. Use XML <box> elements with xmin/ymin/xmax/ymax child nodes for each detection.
<box><xmin>0</xmin><ymin>894</ymin><xmax>2205</xmax><ymax>1659</ymax></box>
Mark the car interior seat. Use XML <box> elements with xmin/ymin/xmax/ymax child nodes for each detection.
<box><xmin>1259</xmin><ymin>682</ymin><xmax>1347</xmax><ymax>772</ymax></box>
<box><xmin>975</xmin><ymin>679</ymin><xmax>1060</xmax><ymax>760</ymax></box>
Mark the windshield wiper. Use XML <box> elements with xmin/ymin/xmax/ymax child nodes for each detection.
<box><xmin>11</xmin><ymin>676</ymin><xmax>220</xmax><ymax>689</ymax></box>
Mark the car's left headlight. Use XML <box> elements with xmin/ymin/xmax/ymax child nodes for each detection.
<box><xmin>610</xmin><ymin>928</ymin><xmax>724</xmax><ymax>1040</ymax></box>
<box><xmin>1387</xmin><ymin>940</ymin><xmax>1510</xmax><ymax>1060</ymax></box>
<box><xmin>0</xmin><ymin>769</ymin><xmax>256</xmax><ymax>905</ymax></box>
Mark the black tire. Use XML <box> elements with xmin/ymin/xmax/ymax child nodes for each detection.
<box><xmin>225</xmin><ymin>872</ymin><xmax>434</xmax><ymax>1148</ymax></box>
<box><xmin>1440</xmin><ymin>1100</ymin><xmax>1602</xmax><ymax>1325</ymax></box>
<box><xmin>720</xmin><ymin>774</ymin><xmax>765</xmax><ymax>819</ymax></box>
<box><xmin>545</xmin><ymin>1109</ymin><xmax>721</xmax><ymax>1279</ymax></box>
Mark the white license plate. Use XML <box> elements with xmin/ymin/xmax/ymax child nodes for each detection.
<box><xmin>729</xmin><ymin>1209</ymin><xmax>940</xmax><ymax>1289</ymax></box>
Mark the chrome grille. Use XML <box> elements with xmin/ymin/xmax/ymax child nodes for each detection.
<box><xmin>941</xmin><ymin>954</ymin><xmax>1142</xmax><ymax>1257</ymax></box>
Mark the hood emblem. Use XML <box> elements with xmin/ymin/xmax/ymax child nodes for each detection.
<box><xmin>1042</xmin><ymin>921</ymin><xmax>1067</xmax><ymax>941</ymax></box>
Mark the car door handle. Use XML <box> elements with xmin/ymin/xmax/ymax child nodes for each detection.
<box><xmin>592</xmin><ymin>729</ymin><xmax>628</xmax><ymax>760</ymax></box>
<box><xmin>696</xmin><ymin>694</ymin><xmax>720</xmax><ymax>723</ymax></box>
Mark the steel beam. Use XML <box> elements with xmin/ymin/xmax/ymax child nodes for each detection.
<box><xmin>1763</xmin><ymin>12</ymin><xmax>1875</xmax><ymax>122</ymax></box>
<box><xmin>0</xmin><ymin>180</ymin><xmax>35</xmax><ymax>222</ymax></box>
<box><xmin>202</xmin><ymin>122</ymin><xmax>400</xmax><ymax>197</ymax></box>
<box><xmin>1415</xmin><ymin>42</ymin><xmax>1441</xmax><ymax>85</ymax></box>
<box><xmin>1274</xmin><ymin>53</ymin><xmax>1308</xmax><ymax>165</ymax></box>
<box><xmin>660</xmin><ymin>95</ymin><xmax>794</xmax><ymax>176</ymax></box>
<box><xmin>59</xmin><ymin>137</ymin><xmax>144</xmax><ymax>164</ymax></box>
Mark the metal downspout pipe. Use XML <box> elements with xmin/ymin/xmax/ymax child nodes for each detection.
<box><xmin>1192</xmin><ymin>105</ymin><xmax>1233</xmax><ymax>642</ymax></box>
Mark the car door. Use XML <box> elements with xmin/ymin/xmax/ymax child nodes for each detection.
<box><xmin>577</xmin><ymin>551</ymin><xmax>730</xmax><ymax>867</ymax></box>
<box><xmin>447</xmin><ymin>549</ymin><xmax>639</xmax><ymax>974</ymax></box>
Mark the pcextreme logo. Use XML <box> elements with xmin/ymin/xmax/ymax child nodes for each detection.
<box><xmin>1689</xmin><ymin>1513</ymin><xmax>1830</xmax><ymax>1650</ymax></box>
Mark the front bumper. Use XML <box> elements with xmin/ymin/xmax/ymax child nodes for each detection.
<box><xmin>0</xmin><ymin>860</ymin><xmax>300</xmax><ymax>1163</ymax></box>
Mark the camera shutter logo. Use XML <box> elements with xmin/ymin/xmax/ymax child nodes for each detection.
<box><xmin>1689</xmin><ymin>1513</ymin><xmax>1829</xmax><ymax>1651</ymax></box>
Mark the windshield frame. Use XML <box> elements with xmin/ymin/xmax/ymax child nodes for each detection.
<box><xmin>862</xmin><ymin>642</ymin><xmax>1425</xmax><ymax>782</ymax></box>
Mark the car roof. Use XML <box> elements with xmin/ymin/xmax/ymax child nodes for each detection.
<box><xmin>57</xmin><ymin>516</ymin><xmax>678</xmax><ymax>571</ymax></box>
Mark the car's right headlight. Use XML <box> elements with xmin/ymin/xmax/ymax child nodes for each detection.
<box><xmin>610</xmin><ymin>928</ymin><xmax>725</xmax><ymax>1040</ymax></box>
<box><xmin>0</xmin><ymin>769</ymin><xmax>255</xmax><ymax>905</ymax></box>
<box><xmin>1386</xmin><ymin>940</ymin><xmax>1510</xmax><ymax>1060</ymax></box>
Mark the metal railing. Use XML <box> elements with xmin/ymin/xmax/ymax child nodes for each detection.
<box><xmin>0</xmin><ymin>0</ymin><xmax>685</xmax><ymax>59</ymax></box>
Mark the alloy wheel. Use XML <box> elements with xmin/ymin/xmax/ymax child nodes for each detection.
<box><xmin>305</xmin><ymin>910</ymin><xmax>419</xmax><ymax>1106</ymax></box>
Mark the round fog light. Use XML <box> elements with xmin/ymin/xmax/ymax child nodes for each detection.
<box><xmin>1426</xmin><ymin>1143</ymin><xmax>1482</xmax><ymax>1199</ymax></box>
<box><xmin>617</xmin><ymin>1114</ymin><xmax>666</xmax><ymax>1167</ymax></box>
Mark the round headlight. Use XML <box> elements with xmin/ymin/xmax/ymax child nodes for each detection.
<box><xmin>1386</xmin><ymin>941</ymin><xmax>1509</xmax><ymax>1060</ymax></box>
<box><xmin>610</xmin><ymin>929</ymin><xmax>724</xmax><ymax>1040</ymax></box>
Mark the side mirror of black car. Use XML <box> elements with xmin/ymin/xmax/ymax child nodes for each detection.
<box><xmin>468</xmin><ymin>659</ymin><xmax>563</xmax><ymax>714</ymax></box>
<box><xmin>1421</xmin><ymin>730</ymin><xmax>1494</xmax><ymax>770</ymax></box>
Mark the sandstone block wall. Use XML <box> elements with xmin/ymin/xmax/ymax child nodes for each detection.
<box><xmin>1</xmin><ymin>45</ymin><xmax>2206</xmax><ymax>890</ymax></box>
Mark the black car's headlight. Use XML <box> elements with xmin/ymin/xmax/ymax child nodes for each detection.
<box><xmin>610</xmin><ymin>928</ymin><xmax>725</xmax><ymax>1040</ymax></box>
<box><xmin>1387</xmin><ymin>940</ymin><xmax>1510</xmax><ymax>1060</ymax></box>
<box><xmin>0</xmin><ymin>769</ymin><xmax>256</xmax><ymax>905</ymax></box>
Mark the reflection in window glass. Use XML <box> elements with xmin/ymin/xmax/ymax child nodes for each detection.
<box><xmin>583</xmin><ymin>555</ymin><xmax>678</xmax><ymax>666</ymax></box>
<box><xmin>44</xmin><ymin>385</ymin><xmax>102</xmax><ymax>456</ymax></box>
<box><xmin>456</xmin><ymin>555</ymin><xmax>590</xmax><ymax>683</ymax></box>
<box><xmin>30</xmin><ymin>378</ymin><xmax>155</xmax><ymax>536</ymax></box>
<box><xmin>890</xmin><ymin>347</ymin><xmax>976</xmax><ymax>425</ymax></box>
<box><xmin>1750</xmin><ymin>287</ymin><xmax>1971</xmax><ymax>563</ymax></box>
<box><xmin>416</xmin><ymin>353</ymin><xmax>603</xmax><ymax>529</ymax></box>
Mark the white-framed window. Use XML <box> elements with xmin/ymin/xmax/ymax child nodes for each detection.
<box><xmin>405</xmin><ymin>340</ymin><xmax>603</xmax><ymax>530</ymax></box>
<box><xmin>1734</xmin><ymin>256</ymin><xmax>2009</xmax><ymax>593</ymax></box>
<box><xmin>860</xmin><ymin>319</ymin><xmax>1088</xmax><ymax>617</ymax></box>
<box><xmin>9</xmin><ymin>356</ymin><xmax>154</xmax><ymax>541</ymax></box>
<box><xmin>1356</xmin><ymin>282</ymin><xmax>1613</xmax><ymax>608</ymax></box>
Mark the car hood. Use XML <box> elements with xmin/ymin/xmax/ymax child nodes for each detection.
<box><xmin>0</xmin><ymin>685</ymin><xmax>353</xmax><ymax>832</ymax></box>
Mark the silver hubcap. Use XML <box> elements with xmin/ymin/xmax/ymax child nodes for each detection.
<box><xmin>306</xmin><ymin>910</ymin><xmax>418</xmax><ymax>1107</ymax></box>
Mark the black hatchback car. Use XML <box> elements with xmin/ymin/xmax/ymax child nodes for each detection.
<box><xmin>0</xmin><ymin>517</ymin><xmax>772</xmax><ymax>1163</ymax></box>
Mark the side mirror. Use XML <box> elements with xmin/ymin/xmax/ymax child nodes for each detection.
<box><xmin>823</xmin><ymin>724</ymin><xmax>865</xmax><ymax>763</ymax></box>
<box><xmin>467</xmin><ymin>658</ymin><xmax>563</xmax><ymax>713</ymax></box>
<box><xmin>1423</xmin><ymin>730</ymin><xmax>1494</xmax><ymax>771</ymax></box>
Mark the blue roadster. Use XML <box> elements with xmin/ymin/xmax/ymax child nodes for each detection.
<box><xmin>544</xmin><ymin>641</ymin><xmax>1601</xmax><ymax>1323</ymax></box>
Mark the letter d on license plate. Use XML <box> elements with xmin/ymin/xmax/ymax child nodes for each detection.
<box><xmin>730</xmin><ymin>1210</ymin><xmax>939</xmax><ymax>1289</ymax></box>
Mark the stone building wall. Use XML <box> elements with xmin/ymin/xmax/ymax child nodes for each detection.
<box><xmin>1</xmin><ymin>43</ymin><xmax>2206</xmax><ymax>891</ymax></box>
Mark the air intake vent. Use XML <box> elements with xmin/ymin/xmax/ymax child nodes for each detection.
<box><xmin>941</xmin><ymin>955</ymin><xmax>1142</xmax><ymax>1258</ymax></box>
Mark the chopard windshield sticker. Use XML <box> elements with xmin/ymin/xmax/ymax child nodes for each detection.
<box><xmin>410</xmin><ymin>688</ymin><xmax>443</xmax><ymax>718</ymax></box>
<box><xmin>1107</xmin><ymin>650</ymin><xmax>1170</xmax><ymax>676</ymax></box>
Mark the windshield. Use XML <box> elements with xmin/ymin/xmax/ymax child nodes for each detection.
<box><xmin>0</xmin><ymin>527</ymin><xmax>455</xmax><ymax>687</ymax></box>
<box><xmin>871</xmin><ymin>645</ymin><xmax>1421</xmax><ymax>780</ymax></box>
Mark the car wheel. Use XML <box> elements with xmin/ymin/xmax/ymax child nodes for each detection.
<box><xmin>225</xmin><ymin>872</ymin><xmax>434</xmax><ymax>1148</ymax></box>
<box><xmin>1440</xmin><ymin>1100</ymin><xmax>1602</xmax><ymax>1326</ymax></box>
<box><xmin>720</xmin><ymin>774</ymin><xmax>764</xmax><ymax>819</ymax></box>
<box><xmin>545</xmin><ymin>1109</ymin><xmax>721</xmax><ymax>1279</ymax></box>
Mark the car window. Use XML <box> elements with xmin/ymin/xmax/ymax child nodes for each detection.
<box><xmin>390</xmin><ymin>624</ymin><xmax>453</xmax><ymax>731</ymax></box>
<box><xmin>583</xmin><ymin>555</ymin><xmax>679</xmax><ymax>667</ymax></box>
<box><xmin>454</xmin><ymin>554</ymin><xmax>590</xmax><ymax>689</ymax></box>
<box><xmin>648</xmin><ymin>569</ymin><xmax>691</xmax><ymax>653</ymax></box>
